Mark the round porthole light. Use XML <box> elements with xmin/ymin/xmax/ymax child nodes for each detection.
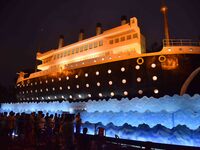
<box><xmin>88</xmin><ymin>94</ymin><xmax>91</xmax><ymax>97</ymax></box>
<box><xmin>97</xmin><ymin>82</ymin><xmax>100</xmax><ymax>86</ymax></box>
<box><xmin>137</xmin><ymin>77</ymin><xmax>142</xmax><ymax>82</ymax></box>
<box><xmin>121</xmin><ymin>67</ymin><xmax>125</xmax><ymax>72</ymax></box>
<box><xmin>122</xmin><ymin>79</ymin><xmax>126</xmax><ymax>84</ymax></box>
<box><xmin>135</xmin><ymin>65</ymin><xmax>140</xmax><ymax>70</ymax></box>
<box><xmin>85</xmin><ymin>73</ymin><xmax>88</xmax><ymax>77</ymax></box>
<box><xmin>151</xmin><ymin>63</ymin><xmax>156</xmax><ymax>68</ymax></box>
<box><xmin>108</xmin><ymin>69</ymin><xmax>112</xmax><ymax>74</ymax></box>
<box><xmin>96</xmin><ymin>71</ymin><xmax>99</xmax><ymax>76</ymax></box>
<box><xmin>152</xmin><ymin>76</ymin><xmax>157</xmax><ymax>81</ymax></box>
<box><xmin>86</xmin><ymin>84</ymin><xmax>89</xmax><ymax>88</ymax></box>
<box><xmin>99</xmin><ymin>93</ymin><xmax>103</xmax><ymax>97</ymax></box>
<box><xmin>154</xmin><ymin>89</ymin><xmax>159</xmax><ymax>94</ymax></box>
<box><xmin>109</xmin><ymin>81</ymin><xmax>113</xmax><ymax>85</ymax></box>
<box><xmin>138</xmin><ymin>90</ymin><xmax>143</xmax><ymax>95</ymax></box>
<box><xmin>75</xmin><ymin>75</ymin><xmax>78</xmax><ymax>78</ymax></box>
<box><xmin>110</xmin><ymin>92</ymin><xmax>115</xmax><ymax>96</ymax></box>
<box><xmin>124</xmin><ymin>91</ymin><xmax>128</xmax><ymax>96</ymax></box>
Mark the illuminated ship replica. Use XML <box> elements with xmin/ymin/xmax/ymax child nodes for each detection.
<box><xmin>16</xmin><ymin>5</ymin><xmax>200</xmax><ymax>103</ymax></box>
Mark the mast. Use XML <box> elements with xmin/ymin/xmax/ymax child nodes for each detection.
<box><xmin>160</xmin><ymin>0</ymin><xmax>170</xmax><ymax>46</ymax></box>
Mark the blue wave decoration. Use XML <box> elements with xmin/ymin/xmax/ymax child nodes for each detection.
<box><xmin>1</xmin><ymin>94</ymin><xmax>200</xmax><ymax>147</ymax></box>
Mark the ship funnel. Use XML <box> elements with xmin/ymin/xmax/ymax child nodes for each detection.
<box><xmin>96</xmin><ymin>23</ymin><xmax>102</xmax><ymax>35</ymax></box>
<box><xmin>58</xmin><ymin>35</ymin><xmax>64</xmax><ymax>49</ymax></box>
<box><xmin>121</xmin><ymin>15</ymin><xmax>127</xmax><ymax>25</ymax></box>
<box><xmin>78</xmin><ymin>29</ymin><xmax>84</xmax><ymax>41</ymax></box>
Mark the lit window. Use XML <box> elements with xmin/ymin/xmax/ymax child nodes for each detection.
<box><xmin>52</xmin><ymin>79</ymin><xmax>54</xmax><ymax>82</ymax></box>
<box><xmin>82</xmin><ymin>62</ymin><xmax>85</xmax><ymax>65</ymax></box>
<box><xmin>32</xmin><ymin>98</ymin><xmax>34</xmax><ymax>100</ymax></box>
<box><xmin>121</xmin><ymin>67</ymin><xmax>125</xmax><ymax>72</ymax></box>
<box><xmin>54</xmin><ymin>96</ymin><xmax>57</xmax><ymax>99</ymax></box>
<box><xmin>122</xmin><ymin>79</ymin><xmax>126</xmax><ymax>84</ymax></box>
<box><xmin>59</xmin><ymin>86</ymin><xmax>62</xmax><ymax>90</ymax></box>
<box><xmin>42</xmin><ymin>97</ymin><xmax>44</xmax><ymax>100</ymax></box>
<box><xmin>99</xmin><ymin>40</ymin><xmax>103</xmax><ymax>46</ymax></box>
<box><xmin>31</xmin><ymin>83</ymin><xmax>33</xmax><ymax>86</ymax></box>
<box><xmin>52</xmin><ymin>87</ymin><xmax>55</xmax><ymax>91</ymax></box>
<box><xmin>58</xmin><ymin>78</ymin><xmax>61</xmax><ymax>81</ymax></box>
<box><xmin>69</xmin><ymin>95</ymin><xmax>72</xmax><ymax>99</ymax></box>
<box><xmin>46</xmin><ymin>88</ymin><xmax>48</xmax><ymax>92</ymax></box>
<box><xmin>110</xmin><ymin>92</ymin><xmax>114</xmax><ymax>96</ymax></box>
<box><xmin>189</xmin><ymin>48</ymin><xmax>193</xmax><ymax>52</ymax></box>
<box><xmin>27</xmin><ymin>98</ymin><xmax>29</xmax><ymax>100</ymax></box>
<box><xmin>99</xmin><ymin>93</ymin><xmax>103</xmax><ymax>97</ymax></box>
<box><xmin>124</xmin><ymin>91</ymin><xmax>128</xmax><ymax>96</ymax></box>
<box><xmin>75</xmin><ymin>75</ymin><xmax>78</xmax><ymax>78</ymax></box>
<box><xmin>109</xmin><ymin>81</ymin><xmax>113</xmax><ymax>85</ymax></box>
<box><xmin>26</xmin><ymin>84</ymin><xmax>28</xmax><ymax>87</ymax></box>
<box><xmin>40</xmin><ymin>89</ymin><xmax>43</xmax><ymax>92</ymax></box>
<box><xmin>85</xmin><ymin>73</ymin><xmax>88</xmax><ymax>77</ymax></box>
<box><xmin>154</xmin><ymin>89</ymin><xmax>159</xmax><ymax>94</ymax></box>
<box><xmin>78</xmin><ymin>94</ymin><xmax>82</xmax><ymax>98</ymax></box>
<box><xmin>66</xmin><ymin>76</ymin><xmax>69</xmax><ymax>80</ymax></box>
<box><xmin>102</xmin><ymin>58</ymin><xmax>104</xmax><ymax>61</ymax></box>
<box><xmin>138</xmin><ymin>90</ymin><xmax>143</xmax><ymax>94</ymax></box>
<box><xmin>26</xmin><ymin>91</ymin><xmax>28</xmax><ymax>93</ymax></box>
<box><xmin>48</xmin><ymin>97</ymin><xmax>50</xmax><ymax>100</ymax></box>
<box><xmin>136</xmin><ymin>77</ymin><xmax>142</xmax><ymax>82</ymax></box>
<box><xmin>86</xmin><ymin>84</ymin><xmax>89</xmax><ymax>88</ymax></box>
<box><xmin>94</xmin><ymin>60</ymin><xmax>96</xmax><ymax>62</ymax></box>
<box><xmin>108</xmin><ymin>69</ymin><xmax>112</xmax><ymax>74</ymax></box>
<box><xmin>88</xmin><ymin>94</ymin><xmax>91</xmax><ymax>97</ymax></box>
<box><xmin>67</xmin><ymin>86</ymin><xmax>70</xmax><ymax>90</ymax></box>
<box><xmin>30</xmin><ymin>90</ymin><xmax>33</xmax><ymax>93</ymax></box>
<box><xmin>135</xmin><ymin>65</ymin><xmax>140</xmax><ymax>70</ymax></box>
<box><xmin>152</xmin><ymin>76</ymin><xmax>158</xmax><ymax>81</ymax></box>
<box><xmin>23</xmin><ymin>91</ymin><xmax>24</xmax><ymax>94</ymax></box>
<box><xmin>168</xmin><ymin>48</ymin><xmax>171</xmax><ymax>52</ymax></box>
<box><xmin>36</xmin><ymin>97</ymin><xmax>39</xmax><ymax>100</ymax></box>
<box><xmin>96</xmin><ymin>71</ymin><xmax>99</xmax><ymax>75</ymax></box>
<box><xmin>76</xmin><ymin>85</ymin><xmax>79</xmax><ymax>88</ymax></box>
<box><xmin>40</xmin><ymin>81</ymin><xmax>42</xmax><ymax>84</ymax></box>
<box><xmin>97</xmin><ymin>82</ymin><xmax>100</xmax><ymax>86</ymax></box>
<box><xmin>46</xmin><ymin>80</ymin><xmax>48</xmax><ymax>83</ymax></box>
<box><xmin>61</xmin><ymin>95</ymin><xmax>64</xmax><ymax>99</ymax></box>
<box><xmin>151</xmin><ymin>63</ymin><xmax>156</xmax><ymax>68</ymax></box>
<box><xmin>35</xmin><ymin>90</ymin><xmax>37</xmax><ymax>93</ymax></box>
<box><xmin>109</xmin><ymin>57</ymin><xmax>112</xmax><ymax>60</ymax></box>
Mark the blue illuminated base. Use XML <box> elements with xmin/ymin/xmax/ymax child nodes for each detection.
<box><xmin>1</xmin><ymin>94</ymin><xmax>200</xmax><ymax>147</ymax></box>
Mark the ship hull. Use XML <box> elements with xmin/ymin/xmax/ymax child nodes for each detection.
<box><xmin>16</xmin><ymin>54</ymin><xmax>200</xmax><ymax>102</ymax></box>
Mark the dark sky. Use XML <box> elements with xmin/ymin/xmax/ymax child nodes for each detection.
<box><xmin>0</xmin><ymin>0</ymin><xmax>199</xmax><ymax>87</ymax></box>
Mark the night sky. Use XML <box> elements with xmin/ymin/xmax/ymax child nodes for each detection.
<box><xmin>0</xmin><ymin>0</ymin><xmax>199</xmax><ymax>87</ymax></box>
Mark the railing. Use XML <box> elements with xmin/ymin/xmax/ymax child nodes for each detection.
<box><xmin>163</xmin><ymin>39</ymin><xmax>200</xmax><ymax>47</ymax></box>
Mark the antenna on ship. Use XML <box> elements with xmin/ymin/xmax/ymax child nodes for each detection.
<box><xmin>160</xmin><ymin>0</ymin><xmax>170</xmax><ymax>46</ymax></box>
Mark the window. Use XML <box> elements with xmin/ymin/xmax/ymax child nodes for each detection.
<box><xmin>120</xmin><ymin>37</ymin><xmax>125</xmax><ymax>42</ymax></box>
<box><xmin>133</xmin><ymin>33</ymin><xmax>138</xmax><ymax>39</ymax></box>
<box><xmin>67</xmin><ymin>50</ymin><xmax>71</xmax><ymax>55</ymax></box>
<box><xmin>80</xmin><ymin>46</ymin><xmax>83</xmax><ymax>52</ymax></box>
<box><xmin>94</xmin><ymin>42</ymin><xmax>98</xmax><ymax>48</ymax></box>
<box><xmin>115</xmin><ymin>38</ymin><xmax>119</xmax><ymax>43</ymax></box>
<box><xmin>72</xmin><ymin>49</ymin><xmax>75</xmax><ymax>54</ymax></box>
<box><xmin>64</xmin><ymin>51</ymin><xmax>67</xmax><ymax>57</ymax></box>
<box><xmin>84</xmin><ymin>45</ymin><xmax>88</xmax><ymax>51</ymax></box>
<box><xmin>89</xmin><ymin>43</ymin><xmax>93</xmax><ymax>49</ymax></box>
<box><xmin>127</xmin><ymin>35</ymin><xmax>132</xmax><ymax>40</ymax></box>
<box><xmin>109</xmin><ymin>40</ymin><xmax>113</xmax><ymax>44</ymax></box>
<box><xmin>99</xmin><ymin>40</ymin><xmax>103</xmax><ymax>46</ymax></box>
<box><xmin>76</xmin><ymin>48</ymin><xmax>79</xmax><ymax>53</ymax></box>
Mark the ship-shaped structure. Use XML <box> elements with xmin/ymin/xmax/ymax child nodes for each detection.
<box><xmin>16</xmin><ymin>5</ymin><xmax>200</xmax><ymax>102</ymax></box>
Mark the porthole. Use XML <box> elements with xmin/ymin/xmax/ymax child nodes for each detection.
<box><xmin>52</xmin><ymin>87</ymin><xmax>55</xmax><ymax>91</ymax></box>
<box><xmin>75</xmin><ymin>75</ymin><xmax>78</xmax><ymax>78</ymax></box>
<box><xmin>102</xmin><ymin>58</ymin><xmax>104</xmax><ymax>61</ymax></box>
<box><xmin>36</xmin><ymin>97</ymin><xmax>39</xmax><ymax>100</ymax></box>
<box><xmin>158</xmin><ymin>55</ymin><xmax>166</xmax><ymax>63</ymax></box>
<box><xmin>99</xmin><ymin>93</ymin><xmax>103</xmax><ymax>97</ymax></box>
<box><xmin>35</xmin><ymin>90</ymin><xmax>37</xmax><ymax>93</ymax></box>
<box><xmin>138</xmin><ymin>90</ymin><xmax>143</xmax><ymax>95</ymax></box>
<box><xmin>152</xmin><ymin>76</ymin><xmax>157</xmax><ymax>81</ymax></box>
<box><xmin>108</xmin><ymin>69</ymin><xmax>112</xmax><ymax>74</ymax></box>
<box><xmin>96</xmin><ymin>71</ymin><xmax>99</xmax><ymax>76</ymax></box>
<box><xmin>69</xmin><ymin>95</ymin><xmax>72</xmax><ymax>99</ymax></box>
<box><xmin>109</xmin><ymin>81</ymin><xmax>113</xmax><ymax>85</ymax></box>
<box><xmin>122</xmin><ymin>79</ymin><xmax>126</xmax><ymax>84</ymax></box>
<box><xmin>154</xmin><ymin>89</ymin><xmax>159</xmax><ymax>94</ymax></box>
<box><xmin>78</xmin><ymin>94</ymin><xmax>82</xmax><ymax>98</ymax></box>
<box><xmin>66</xmin><ymin>76</ymin><xmax>69</xmax><ymax>80</ymax></box>
<box><xmin>31</xmin><ymin>83</ymin><xmax>33</xmax><ymax>86</ymax></box>
<box><xmin>46</xmin><ymin>88</ymin><xmax>48</xmax><ymax>92</ymax></box>
<box><xmin>136</xmin><ymin>77</ymin><xmax>142</xmax><ymax>82</ymax></box>
<box><xmin>94</xmin><ymin>60</ymin><xmax>96</xmax><ymax>62</ymax></box>
<box><xmin>48</xmin><ymin>97</ymin><xmax>50</xmax><ymax>100</ymax></box>
<box><xmin>151</xmin><ymin>63</ymin><xmax>156</xmax><ymax>68</ymax></box>
<box><xmin>54</xmin><ymin>96</ymin><xmax>57</xmax><ymax>99</ymax></box>
<box><xmin>135</xmin><ymin>65</ymin><xmax>140</xmax><ymax>70</ymax></box>
<box><xmin>88</xmin><ymin>94</ymin><xmax>91</xmax><ymax>97</ymax></box>
<box><xmin>86</xmin><ymin>84</ymin><xmax>89</xmax><ymax>88</ymax></box>
<box><xmin>76</xmin><ymin>85</ymin><xmax>80</xmax><ymax>89</ymax></box>
<box><xmin>45</xmin><ymin>80</ymin><xmax>48</xmax><ymax>83</ymax></box>
<box><xmin>40</xmin><ymin>81</ymin><xmax>42</xmax><ymax>84</ymax></box>
<box><xmin>121</xmin><ymin>67</ymin><xmax>125</xmax><ymax>72</ymax></box>
<box><xmin>67</xmin><ymin>86</ymin><xmax>70</xmax><ymax>90</ymax></box>
<box><xmin>97</xmin><ymin>82</ymin><xmax>100</xmax><ymax>86</ymax></box>
<box><xmin>61</xmin><ymin>95</ymin><xmax>64</xmax><ymax>99</ymax></box>
<box><xmin>85</xmin><ymin>73</ymin><xmax>88</xmax><ymax>77</ymax></box>
<box><xmin>52</xmin><ymin>79</ymin><xmax>54</xmax><ymax>82</ymax></box>
<box><xmin>40</xmin><ymin>89</ymin><xmax>43</xmax><ymax>92</ymax></box>
<box><xmin>58</xmin><ymin>78</ymin><xmax>62</xmax><ymax>81</ymax></box>
<box><xmin>124</xmin><ymin>91</ymin><xmax>128</xmax><ymax>96</ymax></box>
<box><xmin>59</xmin><ymin>86</ymin><xmax>62</xmax><ymax>90</ymax></box>
<box><xmin>30</xmin><ymin>90</ymin><xmax>33</xmax><ymax>93</ymax></box>
<box><xmin>110</xmin><ymin>92</ymin><xmax>115</xmax><ymax>96</ymax></box>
